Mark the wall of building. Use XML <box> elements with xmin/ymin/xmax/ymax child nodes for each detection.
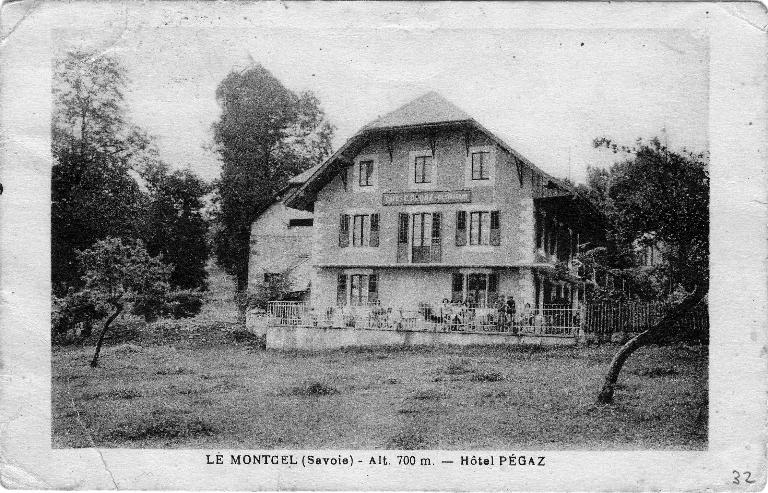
<box><xmin>248</xmin><ymin>202</ymin><xmax>314</xmax><ymax>295</ymax></box>
<box><xmin>312</xmin><ymin>266</ymin><xmax>535</xmax><ymax>313</ymax></box>
<box><xmin>312</xmin><ymin>127</ymin><xmax>537</xmax><ymax>268</ymax></box>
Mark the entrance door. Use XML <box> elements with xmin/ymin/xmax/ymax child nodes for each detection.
<box><xmin>466</xmin><ymin>273</ymin><xmax>488</xmax><ymax>307</ymax></box>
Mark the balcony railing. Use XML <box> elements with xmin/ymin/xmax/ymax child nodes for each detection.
<box><xmin>267</xmin><ymin>301</ymin><xmax>580</xmax><ymax>337</ymax></box>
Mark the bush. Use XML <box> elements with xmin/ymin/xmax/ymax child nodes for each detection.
<box><xmin>51</xmin><ymin>289</ymin><xmax>107</xmax><ymax>343</ymax></box>
<box><xmin>106</xmin><ymin>413</ymin><xmax>216</xmax><ymax>441</ymax></box>
<box><xmin>470</xmin><ymin>371</ymin><xmax>505</xmax><ymax>382</ymax></box>
<box><xmin>164</xmin><ymin>289</ymin><xmax>204</xmax><ymax>319</ymax></box>
<box><xmin>289</xmin><ymin>381</ymin><xmax>339</xmax><ymax>396</ymax></box>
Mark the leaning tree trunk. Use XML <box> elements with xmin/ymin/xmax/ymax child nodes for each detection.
<box><xmin>596</xmin><ymin>283</ymin><xmax>708</xmax><ymax>404</ymax></box>
<box><xmin>90</xmin><ymin>305</ymin><xmax>123</xmax><ymax>368</ymax></box>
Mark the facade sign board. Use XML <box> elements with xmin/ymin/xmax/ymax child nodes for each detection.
<box><xmin>382</xmin><ymin>190</ymin><xmax>472</xmax><ymax>206</ymax></box>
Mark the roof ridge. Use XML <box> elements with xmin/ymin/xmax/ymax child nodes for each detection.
<box><xmin>362</xmin><ymin>91</ymin><xmax>471</xmax><ymax>130</ymax></box>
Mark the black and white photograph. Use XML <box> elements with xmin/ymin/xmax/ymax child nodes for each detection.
<box><xmin>0</xmin><ymin>1</ymin><xmax>766</xmax><ymax>491</ymax></box>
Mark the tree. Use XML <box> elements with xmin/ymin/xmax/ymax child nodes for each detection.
<box><xmin>586</xmin><ymin>137</ymin><xmax>709</xmax><ymax>403</ymax></box>
<box><xmin>77</xmin><ymin>238</ymin><xmax>172</xmax><ymax>368</ymax></box>
<box><xmin>139</xmin><ymin>161</ymin><xmax>211</xmax><ymax>291</ymax></box>
<box><xmin>591</xmin><ymin>137</ymin><xmax>709</xmax><ymax>291</ymax></box>
<box><xmin>52</xmin><ymin>50</ymin><xmax>153</xmax><ymax>291</ymax></box>
<box><xmin>211</xmin><ymin>65</ymin><xmax>334</xmax><ymax>310</ymax></box>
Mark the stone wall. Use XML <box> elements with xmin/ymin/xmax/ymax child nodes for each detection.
<box><xmin>267</xmin><ymin>324</ymin><xmax>576</xmax><ymax>351</ymax></box>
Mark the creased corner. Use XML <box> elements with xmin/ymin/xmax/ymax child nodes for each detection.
<box><xmin>718</xmin><ymin>3</ymin><xmax>768</xmax><ymax>33</ymax></box>
<box><xmin>0</xmin><ymin>0</ymin><xmax>43</xmax><ymax>46</ymax></box>
<box><xmin>0</xmin><ymin>450</ymin><xmax>49</xmax><ymax>490</ymax></box>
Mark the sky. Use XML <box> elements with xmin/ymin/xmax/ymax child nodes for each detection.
<box><xmin>57</xmin><ymin>9</ymin><xmax>709</xmax><ymax>184</ymax></box>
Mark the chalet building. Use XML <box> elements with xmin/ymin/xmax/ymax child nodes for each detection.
<box><xmin>247</xmin><ymin>166</ymin><xmax>317</xmax><ymax>301</ymax></box>
<box><xmin>283</xmin><ymin>92</ymin><xmax>603</xmax><ymax>315</ymax></box>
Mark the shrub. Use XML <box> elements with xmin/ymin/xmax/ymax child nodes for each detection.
<box><xmin>289</xmin><ymin>381</ymin><xmax>339</xmax><ymax>396</ymax></box>
<box><xmin>388</xmin><ymin>430</ymin><xmax>427</xmax><ymax>449</ymax></box>
<box><xmin>51</xmin><ymin>289</ymin><xmax>107</xmax><ymax>343</ymax></box>
<box><xmin>470</xmin><ymin>371</ymin><xmax>505</xmax><ymax>382</ymax></box>
<box><xmin>164</xmin><ymin>289</ymin><xmax>204</xmax><ymax>319</ymax></box>
<box><xmin>106</xmin><ymin>413</ymin><xmax>216</xmax><ymax>441</ymax></box>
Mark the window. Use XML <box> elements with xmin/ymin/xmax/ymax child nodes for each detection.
<box><xmin>352</xmin><ymin>214</ymin><xmax>368</xmax><ymax>246</ymax></box>
<box><xmin>350</xmin><ymin>274</ymin><xmax>366</xmax><ymax>305</ymax></box>
<box><xmin>471</xmin><ymin>151</ymin><xmax>490</xmax><ymax>180</ymax></box>
<box><xmin>461</xmin><ymin>210</ymin><xmax>501</xmax><ymax>246</ymax></box>
<box><xmin>410</xmin><ymin>212</ymin><xmax>442</xmax><ymax>263</ymax></box>
<box><xmin>414</xmin><ymin>155</ymin><xmax>433</xmax><ymax>184</ymax></box>
<box><xmin>342</xmin><ymin>213</ymin><xmax>379</xmax><ymax>248</ymax></box>
<box><xmin>338</xmin><ymin>272</ymin><xmax>379</xmax><ymax>306</ymax></box>
<box><xmin>288</xmin><ymin>218</ymin><xmax>313</xmax><ymax>227</ymax></box>
<box><xmin>469</xmin><ymin>211</ymin><xmax>490</xmax><ymax>245</ymax></box>
<box><xmin>358</xmin><ymin>160</ymin><xmax>373</xmax><ymax>187</ymax></box>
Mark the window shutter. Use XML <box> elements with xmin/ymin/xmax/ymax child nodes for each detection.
<box><xmin>367</xmin><ymin>274</ymin><xmax>378</xmax><ymax>303</ymax></box>
<box><xmin>366</xmin><ymin>160</ymin><xmax>374</xmax><ymax>183</ymax></box>
<box><xmin>455</xmin><ymin>211</ymin><xmax>467</xmax><ymax>246</ymax></box>
<box><xmin>339</xmin><ymin>214</ymin><xmax>349</xmax><ymax>247</ymax></box>
<box><xmin>341</xmin><ymin>168</ymin><xmax>348</xmax><ymax>191</ymax></box>
<box><xmin>487</xmin><ymin>273</ymin><xmax>499</xmax><ymax>306</ymax></box>
<box><xmin>397</xmin><ymin>213</ymin><xmax>409</xmax><ymax>263</ymax></box>
<box><xmin>336</xmin><ymin>274</ymin><xmax>347</xmax><ymax>306</ymax></box>
<box><xmin>490</xmin><ymin>210</ymin><xmax>501</xmax><ymax>246</ymax></box>
<box><xmin>369</xmin><ymin>213</ymin><xmax>379</xmax><ymax>247</ymax></box>
<box><xmin>430</xmin><ymin>212</ymin><xmax>442</xmax><ymax>262</ymax></box>
<box><xmin>451</xmin><ymin>273</ymin><xmax>464</xmax><ymax>303</ymax></box>
<box><xmin>535</xmin><ymin>210</ymin><xmax>542</xmax><ymax>249</ymax></box>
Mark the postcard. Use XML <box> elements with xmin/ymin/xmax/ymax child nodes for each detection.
<box><xmin>1</xmin><ymin>1</ymin><xmax>766</xmax><ymax>490</ymax></box>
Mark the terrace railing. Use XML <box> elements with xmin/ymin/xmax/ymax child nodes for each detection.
<box><xmin>267</xmin><ymin>301</ymin><xmax>581</xmax><ymax>338</ymax></box>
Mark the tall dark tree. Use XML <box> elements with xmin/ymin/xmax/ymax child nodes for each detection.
<box><xmin>139</xmin><ymin>161</ymin><xmax>211</xmax><ymax>291</ymax></box>
<box><xmin>51</xmin><ymin>50</ymin><xmax>151</xmax><ymax>292</ymax></box>
<box><xmin>585</xmin><ymin>137</ymin><xmax>709</xmax><ymax>403</ymax></box>
<box><xmin>211</xmin><ymin>65</ymin><xmax>334</xmax><ymax>306</ymax></box>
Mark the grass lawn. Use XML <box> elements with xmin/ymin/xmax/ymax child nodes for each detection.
<box><xmin>53</xmin><ymin>324</ymin><xmax>707</xmax><ymax>450</ymax></box>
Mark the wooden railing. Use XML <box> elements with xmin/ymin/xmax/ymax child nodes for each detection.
<box><xmin>582</xmin><ymin>301</ymin><xmax>709</xmax><ymax>337</ymax></box>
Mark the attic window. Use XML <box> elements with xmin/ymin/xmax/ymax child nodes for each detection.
<box><xmin>471</xmin><ymin>151</ymin><xmax>490</xmax><ymax>180</ymax></box>
<box><xmin>359</xmin><ymin>160</ymin><xmax>374</xmax><ymax>187</ymax></box>
<box><xmin>288</xmin><ymin>218</ymin><xmax>313</xmax><ymax>227</ymax></box>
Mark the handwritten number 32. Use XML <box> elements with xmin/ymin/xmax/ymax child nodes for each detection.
<box><xmin>733</xmin><ymin>471</ymin><xmax>755</xmax><ymax>485</ymax></box>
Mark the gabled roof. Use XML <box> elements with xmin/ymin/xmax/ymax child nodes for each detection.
<box><xmin>284</xmin><ymin>92</ymin><xmax>595</xmax><ymax>217</ymax></box>
<box><xmin>361</xmin><ymin>91</ymin><xmax>472</xmax><ymax>131</ymax></box>
<box><xmin>288</xmin><ymin>164</ymin><xmax>321</xmax><ymax>185</ymax></box>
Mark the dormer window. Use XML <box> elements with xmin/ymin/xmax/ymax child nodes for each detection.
<box><xmin>414</xmin><ymin>155</ymin><xmax>433</xmax><ymax>184</ymax></box>
<box><xmin>471</xmin><ymin>151</ymin><xmax>490</xmax><ymax>180</ymax></box>
<box><xmin>358</xmin><ymin>160</ymin><xmax>374</xmax><ymax>187</ymax></box>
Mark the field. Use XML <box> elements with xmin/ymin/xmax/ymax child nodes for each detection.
<box><xmin>53</xmin><ymin>331</ymin><xmax>707</xmax><ymax>450</ymax></box>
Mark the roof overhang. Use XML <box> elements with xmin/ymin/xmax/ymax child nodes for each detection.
<box><xmin>534</xmin><ymin>194</ymin><xmax>606</xmax><ymax>241</ymax></box>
